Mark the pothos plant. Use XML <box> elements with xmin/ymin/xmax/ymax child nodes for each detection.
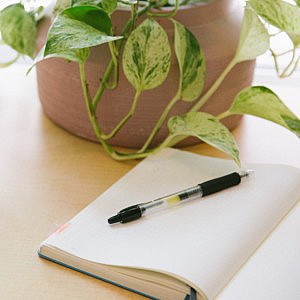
<box><xmin>0</xmin><ymin>0</ymin><xmax>300</xmax><ymax>166</ymax></box>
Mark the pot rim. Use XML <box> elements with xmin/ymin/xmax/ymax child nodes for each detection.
<box><xmin>115</xmin><ymin>0</ymin><xmax>238</xmax><ymax>26</ymax></box>
<box><xmin>117</xmin><ymin>0</ymin><xmax>219</xmax><ymax>12</ymax></box>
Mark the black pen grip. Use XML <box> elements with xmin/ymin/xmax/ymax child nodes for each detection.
<box><xmin>200</xmin><ymin>172</ymin><xmax>241</xmax><ymax>196</ymax></box>
<box><xmin>119</xmin><ymin>205</ymin><xmax>142</xmax><ymax>223</ymax></box>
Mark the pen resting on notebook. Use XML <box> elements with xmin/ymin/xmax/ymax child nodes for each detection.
<box><xmin>108</xmin><ymin>170</ymin><xmax>252</xmax><ymax>225</ymax></box>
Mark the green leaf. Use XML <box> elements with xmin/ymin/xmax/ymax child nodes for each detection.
<box><xmin>45</xmin><ymin>46</ymin><xmax>90</xmax><ymax>63</ymax></box>
<box><xmin>34</xmin><ymin>4</ymin><xmax>121</xmax><ymax>67</ymax></box>
<box><xmin>168</xmin><ymin>112</ymin><xmax>240</xmax><ymax>165</ymax></box>
<box><xmin>0</xmin><ymin>53</ymin><xmax>20</xmax><ymax>68</ymax></box>
<box><xmin>248</xmin><ymin>0</ymin><xmax>300</xmax><ymax>35</ymax></box>
<box><xmin>294</xmin><ymin>0</ymin><xmax>300</xmax><ymax>6</ymax></box>
<box><xmin>282</xmin><ymin>116</ymin><xmax>300</xmax><ymax>137</ymax></box>
<box><xmin>72</xmin><ymin>0</ymin><xmax>117</xmax><ymax>14</ymax></box>
<box><xmin>72</xmin><ymin>0</ymin><xmax>101</xmax><ymax>5</ymax></box>
<box><xmin>62</xmin><ymin>5</ymin><xmax>112</xmax><ymax>34</ymax></box>
<box><xmin>53</xmin><ymin>0</ymin><xmax>72</xmax><ymax>17</ymax></box>
<box><xmin>288</xmin><ymin>33</ymin><xmax>300</xmax><ymax>46</ymax></box>
<box><xmin>229</xmin><ymin>86</ymin><xmax>300</xmax><ymax>138</ymax></box>
<box><xmin>44</xmin><ymin>7</ymin><xmax>122</xmax><ymax>58</ymax></box>
<box><xmin>0</xmin><ymin>4</ymin><xmax>37</xmax><ymax>58</ymax></box>
<box><xmin>27</xmin><ymin>46</ymin><xmax>89</xmax><ymax>75</ymax></box>
<box><xmin>173</xmin><ymin>20</ymin><xmax>206</xmax><ymax>102</ymax></box>
<box><xmin>234</xmin><ymin>7</ymin><xmax>269</xmax><ymax>63</ymax></box>
<box><xmin>99</xmin><ymin>0</ymin><xmax>117</xmax><ymax>14</ymax></box>
<box><xmin>122</xmin><ymin>18</ymin><xmax>171</xmax><ymax>91</ymax></box>
<box><xmin>249</xmin><ymin>0</ymin><xmax>300</xmax><ymax>46</ymax></box>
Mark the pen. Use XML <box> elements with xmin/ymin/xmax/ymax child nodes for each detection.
<box><xmin>108</xmin><ymin>170</ymin><xmax>252</xmax><ymax>225</ymax></box>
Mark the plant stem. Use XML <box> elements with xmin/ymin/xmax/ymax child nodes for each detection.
<box><xmin>131</xmin><ymin>1</ymin><xmax>139</xmax><ymax>31</ymax></box>
<box><xmin>283</xmin><ymin>56</ymin><xmax>300</xmax><ymax>78</ymax></box>
<box><xmin>280</xmin><ymin>46</ymin><xmax>297</xmax><ymax>78</ymax></box>
<box><xmin>138</xmin><ymin>90</ymin><xmax>181</xmax><ymax>152</ymax></box>
<box><xmin>111</xmin><ymin>150</ymin><xmax>152</xmax><ymax>160</ymax></box>
<box><xmin>101</xmin><ymin>89</ymin><xmax>142</xmax><ymax>140</ymax></box>
<box><xmin>80</xmin><ymin>62</ymin><xmax>154</xmax><ymax>160</ymax></box>
<box><xmin>0</xmin><ymin>53</ymin><xmax>20</xmax><ymax>68</ymax></box>
<box><xmin>269</xmin><ymin>30</ymin><xmax>282</xmax><ymax>38</ymax></box>
<box><xmin>92</xmin><ymin>4</ymin><xmax>153</xmax><ymax>111</ymax></box>
<box><xmin>216</xmin><ymin>110</ymin><xmax>232</xmax><ymax>120</ymax></box>
<box><xmin>157</xmin><ymin>58</ymin><xmax>237</xmax><ymax>148</ymax></box>
<box><xmin>155</xmin><ymin>0</ymin><xmax>168</xmax><ymax>8</ymax></box>
<box><xmin>271</xmin><ymin>48</ymin><xmax>294</xmax><ymax>57</ymax></box>
<box><xmin>190</xmin><ymin>58</ymin><xmax>236</xmax><ymax>113</ymax></box>
<box><xmin>92</xmin><ymin>61</ymin><xmax>114</xmax><ymax>110</ymax></box>
<box><xmin>80</xmin><ymin>2</ymin><xmax>186</xmax><ymax>160</ymax></box>
<box><xmin>271</xmin><ymin>47</ymin><xmax>299</xmax><ymax>79</ymax></box>
<box><xmin>148</xmin><ymin>0</ymin><xmax>179</xmax><ymax>18</ymax></box>
<box><xmin>270</xmin><ymin>49</ymin><xmax>281</xmax><ymax>76</ymax></box>
<box><xmin>79</xmin><ymin>62</ymin><xmax>116</xmax><ymax>156</ymax></box>
<box><xmin>153</xmin><ymin>134</ymin><xmax>177</xmax><ymax>153</ymax></box>
<box><xmin>105</xmin><ymin>42</ymin><xmax>119</xmax><ymax>90</ymax></box>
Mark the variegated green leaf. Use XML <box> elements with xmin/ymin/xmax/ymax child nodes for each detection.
<box><xmin>45</xmin><ymin>47</ymin><xmax>89</xmax><ymax>62</ymax></box>
<box><xmin>229</xmin><ymin>86</ymin><xmax>300</xmax><ymax>138</ymax></box>
<box><xmin>45</xmin><ymin>15</ymin><xmax>120</xmax><ymax>53</ymax></box>
<box><xmin>45</xmin><ymin>7</ymin><xmax>122</xmax><ymax>58</ymax></box>
<box><xmin>72</xmin><ymin>0</ymin><xmax>117</xmax><ymax>14</ymax></box>
<box><xmin>168</xmin><ymin>0</ymin><xmax>187</xmax><ymax>5</ymax></box>
<box><xmin>62</xmin><ymin>5</ymin><xmax>111</xmax><ymax>34</ymax></box>
<box><xmin>0</xmin><ymin>4</ymin><xmax>37</xmax><ymax>58</ymax></box>
<box><xmin>72</xmin><ymin>0</ymin><xmax>101</xmax><ymax>5</ymax></box>
<box><xmin>168</xmin><ymin>112</ymin><xmax>240</xmax><ymax>165</ymax></box>
<box><xmin>249</xmin><ymin>0</ymin><xmax>300</xmax><ymax>46</ymax></box>
<box><xmin>97</xmin><ymin>0</ymin><xmax>117</xmax><ymax>14</ymax></box>
<box><xmin>234</xmin><ymin>8</ymin><xmax>269</xmax><ymax>63</ymax></box>
<box><xmin>173</xmin><ymin>20</ymin><xmax>205</xmax><ymax>102</ymax></box>
<box><xmin>119</xmin><ymin>0</ymin><xmax>138</xmax><ymax>5</ymax></box>
<box><xmin>27</xmin><ymin>46</ymin><xmax>89</xmax><ymax>74</ymax></box>
<box><xmin>249</xmin><ymin>0</ymin><xmax>300</xmax><ymax>35</ymax></box>
<box><xmin>282</xmin><ymin>116</ymin><xmax>300</xmax><ymax>137</ymax></box>
<box><xmin>288</xmin><ymin>33</ymin><xmax>300</xmax><ymax>46</ymax></box>
<box><xmin>122</xmin><ymin>18</ymin><xmax>171</xmax><ymax>91</ymax></box>
<box><xmin>168</xmin><ymin>0</ymin><xmax>211</xmax><ymax>4</ymax></box>
<box><xmin>53</xmin><ymin>0</ymin><xmax>72</xmax><ymax>17</ymax></box>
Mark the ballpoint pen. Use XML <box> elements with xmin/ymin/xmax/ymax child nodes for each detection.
<box><xmin>108</xmin><ymin>170</ymin><xmax>252</xmax><ymax>225</ymax></box>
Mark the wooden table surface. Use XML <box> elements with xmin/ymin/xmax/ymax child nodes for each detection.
<box><xmin>1</xmin><ymin>65</ymin><xmax>300</xmax><ymax>299</ymax></box>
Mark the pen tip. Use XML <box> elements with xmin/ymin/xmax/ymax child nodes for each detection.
<box><xmin>108</xmin><ymin>214</ymin><xmax>121</xmax><ymax>224</ymax></box>
<box><xmin>239</xmin><ymin>169</ymin><xmax>254</xmax><ymax>178</ymax></box>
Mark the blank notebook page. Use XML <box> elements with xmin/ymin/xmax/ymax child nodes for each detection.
<box><xmin>42</xmin><ymin>149</ymin><xmax>300</xmax><ymax>299</ymax></box>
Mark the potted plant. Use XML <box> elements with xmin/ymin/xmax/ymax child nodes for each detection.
<box><xmin>0</xmin><ymin>0</ymin><xmax>299</xmax><ymax>165</ymax></box>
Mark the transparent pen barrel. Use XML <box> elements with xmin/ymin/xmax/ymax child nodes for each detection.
<box><xmin>140</xmin><ymin>185</ymin><xmax>203</xmax><ymax>215</ymax></box>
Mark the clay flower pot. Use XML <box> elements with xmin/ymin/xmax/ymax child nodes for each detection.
<box><xmin>36</xmin><ymin>0</ymin><xmax>255</xmax><ymax>148</ymax></box>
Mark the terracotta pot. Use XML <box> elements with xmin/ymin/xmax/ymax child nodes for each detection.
<box><xmin>36</xmin><ymin>0</ymin><xmax>255</xmax><ymax>148</ymax></box>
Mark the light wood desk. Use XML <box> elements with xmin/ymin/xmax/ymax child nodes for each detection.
<box><xmin>1</xmin><ymin>65</ymin><xmax>299</xmax><ymax>299</ymax></box>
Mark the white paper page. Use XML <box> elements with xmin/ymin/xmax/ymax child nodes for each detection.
<box><xmin>217</xmin><ymin>201</ymin><xmax>300</xmax><ymax>300</ymax></box>
<box><xmin>42</xmin><ymin>149</ymin><xmax>300</xmax><ymax>299</ymax></box>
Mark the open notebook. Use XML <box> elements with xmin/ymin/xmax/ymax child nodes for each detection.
<box><xmin>38</xmin><ymin>148</ymin><xmax>300</xmax><ymax>299</ymax></box>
